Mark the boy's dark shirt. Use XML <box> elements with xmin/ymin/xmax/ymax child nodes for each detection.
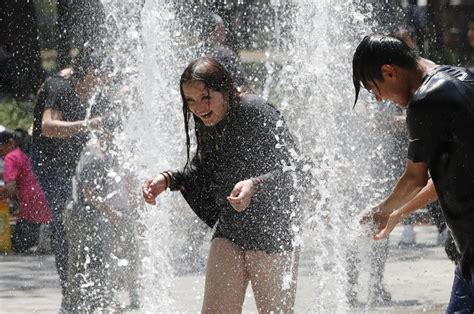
<box><xmin>172</xmin><ymin>95</ymin><xmax>305</xmax><ymax>253</ymax></box>
<box><xmin>32</xmin><ymin>74</ymin><xmax>101</xmax><ymax>178</ymax></box>
<box><xmin>407</xmin><ymin>65</ymin><xmax>474</xmax><ymax>277</ymax></box>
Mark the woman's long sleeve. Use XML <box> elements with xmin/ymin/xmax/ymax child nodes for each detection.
<box><xmin>171</xmin><ymin>156</ymin><xmax>221</xmax><ymax>228</ymax></box>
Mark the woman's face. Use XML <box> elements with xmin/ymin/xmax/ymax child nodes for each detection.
<box><xmin>182</xmin><ymin>80</ymin><xmax>228</xmax><ymax>126</ymax></box>
<box><xmin>468</xmin><ymin>21</ymin><xmax>474</xmax><ymax>48</ymax></box>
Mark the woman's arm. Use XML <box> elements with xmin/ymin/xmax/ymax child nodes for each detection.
<box><xmin>141</xmin><ymin>159</ymin><xmax>221</xmax><ymax>227</ymax></box>
<box><xmin>142</xmin><ymin>174</ymin><xmax>168</xmax><ymax>205</ymax></box>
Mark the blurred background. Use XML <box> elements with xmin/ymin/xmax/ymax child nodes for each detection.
<box><xmin>1</xmin><ymin>0</ymin><xmax>473</xmax><ymax>131</ymax></box>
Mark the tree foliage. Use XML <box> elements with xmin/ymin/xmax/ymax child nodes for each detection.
<box><xmin>0</xmin><ymin>99</ymin><xmax>34</xmax><ymax>131</ymax></box>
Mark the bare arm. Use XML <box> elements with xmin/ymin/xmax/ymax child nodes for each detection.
<box><xmin>396</xmin><ymin>178</ymin><xmax>437</xmax><ymax>217</ymax></box>
<box><xmin>361</xmin><ymin>159</ymin><xmax>430</xmax><ymax>234</ymax></box>
<box><xmin>142</xmin><ymin>174</ymin><xmax>167</xmax><ymax>205</ymax></box>
<box><xmin>41</xmin><ymin>108</ymin><xmax>101</xmax><ymax>138</ymax></box>
<box><xmin>378</xmin><ymin>159</ymin><xmax>430</xmax><ymax>212</ymax></box>
<box><xmin>374</xmin><ymin>178</ymin><xmax>437</xmax><ymax>239</ymax></box>
<box><xmin>0</xmin><ymin>181</ymin><xmax>17</xmax><ymax>200</ymax></box>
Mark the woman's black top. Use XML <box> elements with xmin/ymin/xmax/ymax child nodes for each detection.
<box><xmin>172</xmin><ymin>94</ymin><xmax>302</xmax><ymax>253</ymax></box>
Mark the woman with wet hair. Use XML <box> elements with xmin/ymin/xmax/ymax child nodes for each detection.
<box><xmin>143</xmin><ymin>57</ymin><xmax>308</xmax><ymax>312</ymax></box>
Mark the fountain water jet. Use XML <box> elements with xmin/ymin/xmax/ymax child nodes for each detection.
<box><xmin>96</xmin><ymin>0</ymin><xmax>405</xmax><ymax>311</ymax></box>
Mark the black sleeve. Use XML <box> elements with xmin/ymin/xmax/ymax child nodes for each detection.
<box><xmin>250</xmin><ymin>104</ymin><xmax>301</xmax><ymax>191</ymax></box>
<box><xmin>42</xmin><ymin>77</ymin><xmax>70</xmax><ymax>113</ymax></box>
<box><xmin>171</xmin><ymin>157</ymin><xmax>220</xmax><ymax>228</ymax></box>
<box><xmin>406</xmin><ymin>99</ymin><xmax>446</xmax><ymax>165</ymax></box>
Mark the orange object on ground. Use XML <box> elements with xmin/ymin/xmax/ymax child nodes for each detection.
<box><xmin>0</xmin><ymin>200</ymin><xmax>11</xmax><ymax>253</ymax></box>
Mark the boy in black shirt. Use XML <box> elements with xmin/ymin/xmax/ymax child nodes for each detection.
<box><xmin>353</xmin><ymin>34</ymin><xmax>474</xmax><ymax>312</ymax></box>
<box><xmin>31</xmin><ymin>58</ymin><xmax>102</xmax><ymax>305</ymax></box>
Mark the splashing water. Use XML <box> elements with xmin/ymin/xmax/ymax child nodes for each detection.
<box><xmin>96</xmin><ymin>0</ymin><xmax>404</xmax><ymax>311</ymax></box>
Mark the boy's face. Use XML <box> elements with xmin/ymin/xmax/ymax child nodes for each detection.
<box><xmin>365</xmin><ymin>65</ymin><xmax>412</xmax><ymax>108</ymax></box>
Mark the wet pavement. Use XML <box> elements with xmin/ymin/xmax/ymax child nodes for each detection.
<box><xmin>0</xmin><ymin>225</ymin><xmax>453</xmax><ymax>313</ymax></box>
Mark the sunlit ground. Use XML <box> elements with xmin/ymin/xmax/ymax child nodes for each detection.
<box><xmin>0</xmin><ymin>225</ymin><xmax>452</xmax><ymax>313</ymax></box>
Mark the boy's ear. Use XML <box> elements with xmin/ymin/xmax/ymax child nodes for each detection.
<box><xmin>381</xmin><ymin>64</ymin><xmax>396</xmax><ymax>79</ymax></box>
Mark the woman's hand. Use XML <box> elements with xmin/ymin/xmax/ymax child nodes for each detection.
<box><xmin>142</xmin><ymin>175</ymin><xmax>167</xmax><ymax>205</ymax></box>
<box><xmin>227</xmin><ymin>179</ymin><xmax>254</xmax><ymax>212</ymax></box>
<box><xmin>374</xmin><ymin>209</ymin><xmax>404</xmax><ymax>240</ymax></box>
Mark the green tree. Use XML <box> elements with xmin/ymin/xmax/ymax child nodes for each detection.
<box><xmin>0</xmin><ymin>99</ymin><xmax>34</xmax><ymax>131</ymax></box>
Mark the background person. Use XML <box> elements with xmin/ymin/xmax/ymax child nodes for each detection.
<box><xmin>65</xmin><ymin>118</ymin><xmax>124</xmax><ymax>312</ymax></box>
<box><xmin>462</xmin><ymin>16</ymin><xmax>474</xmax><ymax>71</ymax></box>
<box><xmin>31</xmin><ymin>52</ymin><xmax>103</xmax><ymax>305</ymax></box>
<box><xmin>186</xmin><ymin>11</ymin><xmax>247</xmax><ymax>88</ymax></box>
<box><xmin>346</xmin><ymin>102</ymin><xmax>405</xmax><ymax>307</ymax></box>
<box><xmin>0</xmin><ymin>129</ymin><xmax>51</xmax><ymax>253</ymax></box>
<box><xmin>143</xmin><ymin>57</ymin><xmax>309</xmax><ymax>313</ymax></box>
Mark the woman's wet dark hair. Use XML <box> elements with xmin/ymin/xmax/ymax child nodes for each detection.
<box><xmin>180</xmin><ymin>57</ymin><xmax>239</xmax><ymax>168</ymax></box>
<box><xmin>352</xmin><ymin>34</ymin><xmax>419</xmax><ymax>107</ymax></box>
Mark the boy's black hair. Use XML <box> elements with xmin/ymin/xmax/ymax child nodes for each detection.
<box><xmin>352</xmin><ymin>34</ymin><xmax>419</xmax><ymax>107</ymax></box>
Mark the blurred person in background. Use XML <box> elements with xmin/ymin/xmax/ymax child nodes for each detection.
<box><xmin>346</xmin><ymin>102</ymin><xmax>405</xmax><ymax>307</ymax></box>
<box><xmin>31</xmin><ymin>51</ymin><xmax>103</xmax><ymax>308</ymax></box>
<box><xmin>65</xmin><ymin>115</ymin><xmax>129</xmax><ymax>312</ymax></box>
<box><xmin>393</xmin><ymin>25</ymin><xmax>420</xmax><ymax>247</ymax></box>
<box><xmin>462</xmin><ymin>16</ymin><xmax>474</xmax><ymax>71</ymax></box>
<box><xmin>12</xmin><ymin>128</ymin><xmax>32</xmax><ymax>157</ymax></box>
<box><xmin>0</xmin><ymin>129</ymin><xmax>51</xmax><ymax>253</ymax></box>
<box><xmin>187</xmin><ymin>11</ymin><xmax>247</xmax><ymax>88</ymax></box>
